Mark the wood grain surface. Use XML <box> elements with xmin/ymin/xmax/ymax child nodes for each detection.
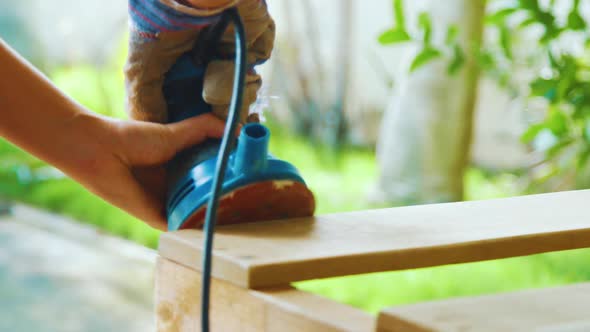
<box><xmin>377</xmin><ymin>282</ymin><xmax>590</xmax><ymax>332</ymax></box>
<box><xmin>159</xmin><ymin>190</ymin><xmax>590</xmax><ymax>288</ymax></box>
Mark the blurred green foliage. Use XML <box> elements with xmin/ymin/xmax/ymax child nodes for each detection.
<box><xmin>379</xmin><ymin>0</ymin><xmax>590</xmax><ymax>189</ymax></box>
<box><xmin>1</xmin><ymin>2</ymin><xmax>590</xmax><ymax>313</ymax></box>
<box><xmin>297</xmin><ymin>247</ymin><xmax>590</xmax><ymax>313</ymax></box>
<box><xmin>283</xmin><ymin>0</ymin><xmax>590</xmax><ymax>312</ymax></box>
<box><xmin>0</xmin><ymin>141</ymin><xmax>161</xmax><ymax>248</ymax></box>
<box><xmin>50</xmin><ymin>35</ymin><xmax>128</xmax><ymax>118</ymax></box>
<box><xmin>378</xmin><ymin>0</ymin><xmax>463</xmax><ymax>74</ymax></box>
<box><xmin>4</xmin><ymin>132</ymin><xmax>590</xmax><ymax>314</ymax></box>
<box><xmin>0</xmin><ymin>35</ymin><xmax>158</xmax><ymax>245</ymax></box>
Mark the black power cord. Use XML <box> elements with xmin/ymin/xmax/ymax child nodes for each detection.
<box><xmin>200</xmin><ymin>8</ymin><xmax>247</xmax><ymax>332</ymax></box>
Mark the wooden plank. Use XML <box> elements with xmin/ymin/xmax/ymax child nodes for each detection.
<box><xmin>159</xmin><ymin>190</ymin><xmax>590</xmax><ymax>288</ymax></box>
<box><xmin>155</xmin><ymin>257</ymin><xmax>374</xmax><ymax>332</ymax></box>
<box><xmin>377</xmin><ymin>282</ymin><xmax>590</xmax><ymax>332</ymax></box>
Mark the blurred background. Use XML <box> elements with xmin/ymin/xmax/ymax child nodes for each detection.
<box><xmin>1</xmin><ymin>0</ymin><xmax>589</xmax><ymax>330</ymax></box>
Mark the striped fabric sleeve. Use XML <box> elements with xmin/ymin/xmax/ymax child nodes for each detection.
<box><xmin>128</xmin><ymin>0</ymin><xmax>240</xmax><ymax>37</ymax></box>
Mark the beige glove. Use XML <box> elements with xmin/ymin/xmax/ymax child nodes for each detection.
<box><xmin>124</xmin><ymin>0</ymin><xmax>275</xmax><ymax>124</ymax></box>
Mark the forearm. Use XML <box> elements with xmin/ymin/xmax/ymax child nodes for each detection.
<box><xmin>0</xmin><ymin>39</ymin><xmax>228</xmax><ymax>228</ymax></box>
<box><xmin>0</xmin><ymin>39</ymin><xmax>109</xmax><ymax>181</ymax></box>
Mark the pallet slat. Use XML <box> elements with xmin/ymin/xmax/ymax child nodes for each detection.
<box><xmin>377</xmin><ymin>283</ymin><xmax>590</xmax><ymax>332</ymax></box>
<box><xmin>159</xmin><ymin>190</ymin><xmax>590</xmax><ymax>288</ymax></box>
<box><xmin>155</xmin><ymin>258</ymin><xmax>374</xmax><ymax>332</ymax></box>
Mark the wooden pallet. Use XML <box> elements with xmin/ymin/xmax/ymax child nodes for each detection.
<box><xmin>156</xmin><ymin>190</ymin><xmax>590</xmax><ymax>331</ymax></box>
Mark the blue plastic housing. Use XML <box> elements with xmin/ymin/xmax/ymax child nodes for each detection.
<box><xmin>163</xmin><ymin>52</ymin><xmax>308</xmax><ymax>231</ymax></box>
<box><xmin>165</xmin><ymin>123</ymin><xmax>308</xmax><ymax>231</ymax></box>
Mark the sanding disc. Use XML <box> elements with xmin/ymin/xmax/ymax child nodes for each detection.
<box><xmin>178</xmin><ymin>180</ymin><xmax>315</xmax><ymax>229</ymax></box>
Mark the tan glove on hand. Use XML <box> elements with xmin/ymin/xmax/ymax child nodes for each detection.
<box><xmin>124</xmin><ymin>0</ymin><xmax>275</xmax><ymax>124</ymax></box>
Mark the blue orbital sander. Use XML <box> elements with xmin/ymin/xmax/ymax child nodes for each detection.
<box><xmin>162</xmin><ymin>9</ymin><xmax>315</xmax><ymax>232</ymax></box>
<box><xmin>162</xmin><ymin>9</ymin><xmax>316</xmax><ymax>331</ymax></box>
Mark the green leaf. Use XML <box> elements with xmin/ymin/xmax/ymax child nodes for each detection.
<box><xmin>499</xmin><ymin>25</ymin><xmax>513</xmax><ymax>59</ymax></box>
<box><xmin>530</xmin><ymin>78</ymin><xmax>558</xmax><ymax>102</ymax></box>
<box><xmin>519</xmin><ymin>0</ymin><xmax>540</xmax><ymax>11</ymax></box>
<box><xmin>540</xmin><ymin>28</ymin><xmax>562</xmax><ymax>44</ymax></box>
<box><xmin>521</xmin><ymin>123</ymin><xmax>545</xmax><ymax>143</ymax></box>
<box><xmin>393</xmin><ymin>0</ymin><xmax>406</xmax><ymax>29</ymax></box>
<box><xmin>447</xmin><ymin>44</ymin><xmax>465</xmax><ymax>75</ymax></box>
<box><xmin>546</xmin><ymin>109</ymin><xmax>568</xmax><ymax>137</ymax></box>
<box><xmin>378</xmin><ymin>0</ymin><xmax>410</xmax><ymax>46</ymax></box>
<box><xmin>547</xmin><ymin>50</ymin><xmax>559</xmax><ymax>68</ymax></box>
<box><xmin>378</xmin><ymin>28</ymin><xmax>411</xmax><ymax>45</ymax></box>
<box><xmin>486</xmin><ymin>7</ymin><xmax>518</xmax><ymax>25</ymax></box>
<box><xmin>519</xmin><ymin>17</ymin><xmax>537</xmax><ymax>28</ymax></box>
<box><xmin>573</xmin><ymin>105</ymin><xmax>590</xmax><ymax>120</ymax></box>
<box><xmin>475</xmin><ymin>49</ymin><xmax>496</xmax><ymax>71</ymax></box>
<box><xmin>584</xmin><ymin>121</ymin><xmax>590</xmax><ymax>143</ymax></box>
<box><xmin>567</xmin><ymin>83</ymin><xmax>587</xmax><ymax>108</ymax></box>
<box><xmin>536</xmin><ymin>11</ymin><xmax>561</xmax><ymax>43</ymax></box>
<box><xmin>410</xmin><ymin>47</ymin><xmax>441</xmax><ymax>72</ymax></box>
<box><xmin>545</xmin><ymin>138</ymin><xmax>572</xmax><ymax>159</ymax></box>
<box><xmin>536</xmin><ymin>11</ymin><xmax>556</xmax><ymax>26</ymax></box>
<box><xmin>445</xmin><ymin>25</ymin><xmax>459</xmax><ymax>46</ymax></box>
<box><xmin>567</xmin><ymin>7</ymin><xmax>586</xmax><ymax>30</ymax></box>
<box><xmin>418</xmin><ymin>12</ymin><xmax>433</xmax><ymax>44</ymax></box>
<box><xmin>577</xmin><ymin>146</ymin><xmax>590</xmax><ymax>170</ymax></box>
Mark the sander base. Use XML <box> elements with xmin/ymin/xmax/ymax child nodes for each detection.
<box><xmin>178</xmin><ymin>180</ymin><xmax>315</xmax><ymax>229</ymax></box>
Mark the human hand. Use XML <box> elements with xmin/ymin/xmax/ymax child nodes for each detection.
<box><xmin>0</xmin><ymin>39</ymin><xmax>234</xmax><ymax>231</ymax></box>
<box><xmin>125</xmin><ymin>0</ymin><xmax>274</xmax><ymax>124</ymax></box>
<box><xmin>77</xmin><ymin>114</ymin><xmax>228</xmax><ymax>230</ymax></box>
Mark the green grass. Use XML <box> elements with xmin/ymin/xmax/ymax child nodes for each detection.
<box><xmin>267</xmin><ymin>132</ymin><xmax>590</xmax><ymax>313</ymax></box>
<box><xmin>0</xmin><ymin>142</ymin><xmax>159</xmax><ymax>248</ymax></box>
<box><xmin>268</xmin><ymin>125</ymin><xmax>379</xmax><ymax>214</ymax></box>
<box><xmin>295</xmin><ymin>248</ymin><xmax>590</xmax><ymax>314</ymax></box>
<box><xmin>3</xmin><ymin>132</ymin><xmax>590</xmax><ymax>315</ymax></box>
<box><xmin>1</xmin><ymin>54</ymin><xmax>589</xmax><ymax>314</ymax></box>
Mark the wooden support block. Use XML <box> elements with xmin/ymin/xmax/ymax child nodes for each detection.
<box><xmin>159</xmin><ymin>190</ymin><xmax>590</xmax><ymax>288</ymax></box>
<box><xmin>376</xmin><ymin>282</ymin><xmax>590</xmax><ymax>332</ymax></box>
<box><xmin>155</xmin><ymin>257</ymin><xmax>374</xmax><ymax>332</ymax></box>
